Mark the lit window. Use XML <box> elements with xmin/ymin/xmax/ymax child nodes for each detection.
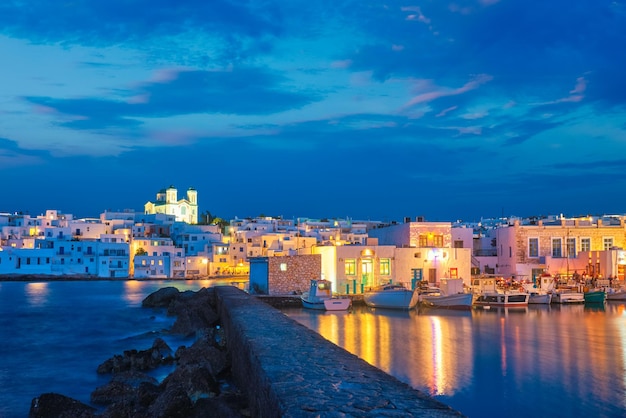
<box><xmin>380</xmin><ymin>258</ymin><xmax>391</xmax><ymax>275</ymax></box>
<box><xmin>581</xmin><ymin>238</ymin><xmax>591</xmax><ymax>252</ymax></box>
<box><xmin>529</xmin><ymin>238</ymin><xmax>539</xmax><ymax>258</ymax></box>
<box><xmin>552</xmin><ymin>238</ymin><xmax>562</xmax><ymax>258</ymax></box>
<box><xmin>280</xmin><ymin>263</ymin><xmax>287</xmax><ymax>271</ymax></box>
<box><xmin>345</xmin><ymin>259</ymin><xmax>356</xmax><ymax>276</ymax></box>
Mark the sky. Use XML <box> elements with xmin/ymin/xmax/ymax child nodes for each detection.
<box><xmin>1</xmin><ymin>0</ymin><xmax>626</xmax><ymax>223</ymax></box>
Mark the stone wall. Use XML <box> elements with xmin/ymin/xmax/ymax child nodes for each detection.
<box><xmin>215</xmin><ymin>286</ymin><xmax>464</xmax><ymax>417</ymax></box>
<box><xmin>267</xmin><ymin>254</ymin><xmax>321</xmax><ymax>295</ymax></box>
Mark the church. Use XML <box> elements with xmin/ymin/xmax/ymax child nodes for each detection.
<box><xmin>144</xmin><ymin>185</ymin><xmax>198</xmax><ymax>224</ymax></box>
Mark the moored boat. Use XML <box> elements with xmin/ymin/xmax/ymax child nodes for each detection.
<box><xmin>583</xmin><ymin>289</ymin><xmax>606</xmax><ymax>304</ymax></box>
<box><xmin>301</xmin><ymin>279</ymin><xmax>351</xmax><ymax>311</ymax></box>
<box><xmin>551</xmin><ymin>289</ymin><xmax>584</xmax><ymax>304</ymax></box>
<box><xmin>606</xmin><ymin>289</ymin><xmax>626</xmax><ymax>301</ymax></box>
<box><xmin>528</xmin><ymin>292</ymin><xmax>552</xmax><ymax>304</ymax></box>
<box><xmin>474</xmin><ymin>292</ymin><xmax>529</xmax><ymax>307</ymax></box>
<box><xmin>363</xmin><ymin>282</ymin><xmax>419</xmax><ymax>310</ymax></box>
<box><xmin>419</xmin><ymin>278</ymin><xmax>473</xmax><ymax>310</ymax></box>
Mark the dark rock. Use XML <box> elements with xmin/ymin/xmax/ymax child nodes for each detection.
<box><xmin>29</xmin><ymin>393</ymin><xmax>96</xmax><ymax>418</ymax></box>
<box><xmin>168</xmin><ymin>288</ymin><xmax>219</xmax><ymax>336</ymax></box>
<box><xmin>161</xmin><ymin>364</ymin><xmax>220</xmax><ymax>401</ymax></box>
<box><xmin>190</xmin><ymin>392</ymin><xmax>250</xmax><ymax>417</ymax></box>
<box><xmin>91</xmin><ymin>372</ymin><xmax>158</xmax><ymax>405</ymax></box>
<box><xmin>148</xmin><ymin>383</ymin><xmax>193</xmax><ymax>418</ymax></box>
<box><xmin>141</xmin><ymin>287</ymin><xmax>180</xmax><ymax>308</ymax></box>
<box><xmin>176</xmin><ymin>334</ymin><xmax>230</xmax><ymax>377</ymax></box>
<box><xmin>97</xmin><ymin>338</ymin><xmax>174</xmax><ymax>374</ymax></box>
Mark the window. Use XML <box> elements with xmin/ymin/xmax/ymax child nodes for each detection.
<box><xmin>581</xmin><ymin>238</ymin><xmax>591</xmax><ymax>252</ymax></box>
<box><xmin>380</xmin><ymin>258</ymin><xmax>390</xmax><ymax>276</ymax></box>
<box><xmin>529</xmin><ymin>238</ymin><xmax>539</xmax><ymax>257</ymax></box>
<box><xmin>567</xmin><ymin>238</ymin><xmax>576</xmax><ymax>258</ymax></box>
<box><xmin>280</xmin><ymin>263</ymin><xmax>287</xmax><ymax>271</ymax></box>
<box><xmin>604</xmin><ymin>237</ymin><xmax>614</xmax><ymax>250</ymax></box>
<box><xmin>453</xmin><ymin>240</ymin><xmax>464</xmax><ymax>248</ymax></box>
<box><xmin>345</xmin><ymin>259</ymin><xmax>356</xmax><ymax>276</ymax></box>
<box><xmin>552</xmin><ymin>238</ymin><xmax>562</xmax><ymax>258</ymax></box>
<box><xmin>433</xmin><ymin>235</ymin><xmax>444</xmax><ymax>247</ymax></box>
<box><xmin>418</xmin><ymin>235</ymin><xmax>428</xmax><ymax>247</ymax></box>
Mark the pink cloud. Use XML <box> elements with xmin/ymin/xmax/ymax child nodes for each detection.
<box><xmin>436</xmin><ymin>106</ymin><xmax>458</xmax><ymax>117</ymax></box>
<box><xmin>331</xmin><ymin>59</ymin><xmax>352</xmax><ymax>69</ymax></box>
<box><xmin>403</xmin><ymin>74</ymin><xmax>493</xmax><ymax>109</ymax></box>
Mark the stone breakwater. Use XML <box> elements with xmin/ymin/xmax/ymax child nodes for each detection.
<box><xmin>29</xmin><ymin>286</ymin><xmax>248</xmax><ymax>418</ymax></box>
<box><xmin>29</xmin><ymin>286</ymin><xmax>464</xmax><ymax>417</ymax></box>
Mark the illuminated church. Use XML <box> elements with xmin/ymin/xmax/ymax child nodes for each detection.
<box><xmin>144</xmin><ymin>185</ymin><xmax>198</xmax><ymax>224</ymax></box>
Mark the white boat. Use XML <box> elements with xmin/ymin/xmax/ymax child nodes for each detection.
<box><xmin>474</xmin><ymin>292</ymin><xmax>529</xmax><ymax>307</ymax></box>
<box><xmin>606</xmin><ymin>289</ymin><xmax>626</xmax><ymax>301</ymax></box>
<box><xmin>523</xmin><ymin>274</ymin><xmax>554</xmax><ymax>305</ymax></box>
<box><xmin>419</xmin><ymin>278</ymin><xmax>473</xmax><ymax>310</ymax></box>
<box><xmin>528</xmin><ymin>292</ymin><xmax>552</xmax><ymax>304</ymax></box>
<box><xmin>471</xmin><ymin>276</ymin><xmax>529</xmax><ymax>307</ymax></box>
<box><xmin>301</xmin><ymin>279</ymin><xmax>351</xmax><ymax>311</ymax></box>
<box><xmin>550</xmin><ymin>289</ymin><xmax>584</xmax><ymax>304</ymax></box>
<box><xmin>363</xmin><ymin>283</ymin><xmax>419</xmax><ymax>310</ymax></box>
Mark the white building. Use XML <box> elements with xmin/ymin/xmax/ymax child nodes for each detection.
<box><xmin>144</xmin><ymin>186</ymin><xmax>198</xmax><ymax>224</ymax></box>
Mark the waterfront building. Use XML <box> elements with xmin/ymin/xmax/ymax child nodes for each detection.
<box><xmin>144</xmin><ymin>186</ymin><xmax>198</xmax><ymax>224</ymax></box>
<box><xmin>495</xmin><ymin>215</ymin><xmax>626</xmax><ymax>282</ymax></box>
<box><xmin>368</xmin><ymin>218</ymin><xmax>473</xmax><ymax>287</ymax></box>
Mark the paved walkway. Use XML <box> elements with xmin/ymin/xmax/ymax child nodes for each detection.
<box><xmin>215</xmin><ymin>286</ymin><xmax>465</xmax><ymax>417</ymax></box>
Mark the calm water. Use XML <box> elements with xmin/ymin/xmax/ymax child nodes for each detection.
<box><xmin>1</xmin><ymin>281</ymin><xmax>625</xmax><ymax>418</ymax></box>
<box><xmin>282</xmin><ymin>303</ymin><xmax>626</xmax><ymax>418</ymax></box>
<box><xmin>0</xmin><ymin>280</ymin><xmax>224</xmax><ymax>418</ymax></box>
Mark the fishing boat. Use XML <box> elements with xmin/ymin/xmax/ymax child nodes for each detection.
<box><xmin>301</xmin><ymin>279</ymin><xmax>351</xmax><ymax>311</ymax></box>
<box><xmin>550</xmin><ymin>289</ymin><xmax>584</xmax><ymax>304</ymax></box>
<box><xmin>606</xmin><ymin>288</ymin><xmax>626</xmax><ymax>301</ymax></box>
<box><xmin>472</xmin><ymin>276</ymin><xmax>529</xmax><ymax>307</ymax></box>
<box><xmin>474</xmin><ymin>292</ymin><xmax>529</xmax><ymax>307</ymax></box>
<box><xmin>363</xmin><ymin>282</ymin><xmax>419</xmax><ymax>310</ymax></box>
<box><xmin>419</xmin><ymin>278</ymin><xmax>473</xmax><ymax>310</ymax></box>
<box><xmin>522</xmin><ymin>274</ymin><xmax>554</xmax><ymax>304</ymax></box>
<box><xmin>583</xmin><ymin>289</ymin><xmax>606</xmax><ymax>304</ymax></box>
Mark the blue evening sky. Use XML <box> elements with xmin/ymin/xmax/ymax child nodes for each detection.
<box><xmin>1</xmin><ymin>1</ymin><xmax>625</xmax><ymax>222</ymax></box>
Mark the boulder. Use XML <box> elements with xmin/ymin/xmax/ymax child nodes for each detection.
<box><xmin>141</xmin><ymin>287</ymin><xmax>180</xmax><ymax>308</ymax></box>
<box><xmin>29</xmin><ymin>393</ymin><xmax>96</xmax><ymax>418</ymax></box>
<box><xmin>97</xmin><ymin>338</ymin><xmax>174</xmax><ymax>374</ymax></box>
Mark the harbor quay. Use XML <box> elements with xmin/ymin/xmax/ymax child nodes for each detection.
<box><xmin>216</xmin><ymin>286</ymin><xmax>464</xmax><ymax>417</ymax></box>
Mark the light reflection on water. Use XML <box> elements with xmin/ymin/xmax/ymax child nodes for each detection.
<box><xmin>25</xmin><ymin>282</ymin><xmax>50</xmax><ymax>307</ymax></box>
<box><xmin>283</xmin><ymin>303</ymin><xmax>626</xmax><ymax>418</ymax></box>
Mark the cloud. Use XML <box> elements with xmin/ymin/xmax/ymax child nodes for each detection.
<box><xmin>23</xmin><ymin>66</ymin><xmax>317</xmax><ymax>130</ymax></box>
<box><xmin>403</xmin><ymin>74</ymin><xmax>493</xmax><ymax>109</ymax></box>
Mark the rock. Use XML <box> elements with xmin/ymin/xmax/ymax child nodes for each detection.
<box><xmin>168</xmin><ymin>288</ymin><xmax>219</xmax><ymax>336</ymax></box>
<box><xmin>148</xmin><ymin>383</ymin><xmax>193</xmax><ymax>418</ymax></box>
<box><xmin>97</xmin><ymin>338</ymin><xmax>174</xmax><ymax>374</ymax></box>
<box><xmin>91</xmin><ymin>372</ymin><xmax>158</xmax><ymax>405</ymax></box>
<box><xmin>161</xmin><ymin>363</ymin><xmax>220</xmax><ymax>401</ymax></box>
<box><xmin>175</xmin><ymin>334</ymin><xmax>230</xmax><ymax>377</ymax></box>
<box><xmin>141</xmin><ymin>287</ymin><xmax>180</xmax><ymax>308</ymax></box>
<box><xmin>29</xmin><ymin>393</ymin><xmax>96</xmax><ymax>418</ymax></box>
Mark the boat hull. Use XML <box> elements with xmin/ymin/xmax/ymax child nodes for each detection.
<box><xmin>551</xmin><ymin>292</ymin><xmax>584</xmax><ymax>304</ymax></box>
<box><xmin>301</xmin><ymin>297</ymin><xmax>326</xmax><ymax>310</ymax></box>
<box><xmin>607</xmin><ymin>291</ymin><xmax>626</xmax><ymax>301</ymax></box>
<box><xmin>421</xmin><ymin>293</ymin><xmax>473</xmax><ymax>310</ymax></box>
<box><xmin>584</xmin><ymin>291</ymin><xmax>606</xmax><ymax>304</ymax></box>
<box><xmin>364</xmin><ymin>289</ymin><xmax>419</xmax><ymax>310</ymax></box>
<box><xmin>324</xmin><ymin>298</ymin><xmax>352</xmax><ymax>311</ymax></box>
<box><xmin>528</xmin><ymin>293</ymin><xmax>552</xmax><ymax>304</ymax></box>
<box><xmin>474</xmin><ymin>292</ymin><xmax>529</xmax><ymax>307</ymax></box>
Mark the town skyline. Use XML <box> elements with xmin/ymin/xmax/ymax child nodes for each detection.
<box><xmin>1</xmin><ymin>1</ymin><xmax>625</xmax><ymax>221</ymax></box>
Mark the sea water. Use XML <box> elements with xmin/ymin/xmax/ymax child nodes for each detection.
<box><xmin>283</xmin><ymin>303</ymin><xmax>626</xmax><ymax>418</ymax></box>
<box><xmin>2</xmin><ymin>281</ymin><xmax>625</xmax><ymax>418</ymax></box>
<box><xmin>0</xmin><ymin>280</ymin><xmax>213</xmax><ymax>418</ymax></box>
